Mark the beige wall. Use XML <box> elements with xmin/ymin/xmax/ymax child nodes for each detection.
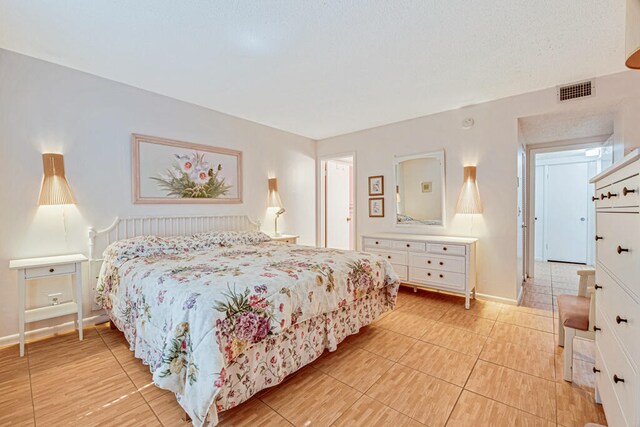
<box><xmin>0</xmin><ymin>49</ymin><xmax>317</xmax><ymax>341</ymax></box>
<box><xmin>317</xmin><ymin>70</ymin><xmax>640</xmax><ymax>302</ymax></box>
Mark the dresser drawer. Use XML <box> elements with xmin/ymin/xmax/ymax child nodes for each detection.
<box><xmin>369</xmin><ymin>250</ymin><xmax>408</xmax><ymax>265</ymax></box>
<box><xmin>596</xmin><ymin>269</ymin><xmax>640</xmax><ymax>367</ymax></box>
<box><xmin>596</xmin><ymin>212</ymin><xmax>640</xmax><ymax>297</ymax></box>
<box><xmin>409</xmin><ymin>267</ymin><xmax>465</xmax><ymax>291</ymax></box>
<box><xmin>363</xmin><ymin>238</ymin><xmax>393</xmax><ymax>249</ymax></box>
<box><xmin>595</xmin><ymin>345</ymin><xmax>630</xmax><ymax>427</ymax></box>
<box><xmin>391</xmin><ymin>264</ymin><xmax>408</xmax><ymax>281</ymax></box>
<box><xmin>609</xmin><ymin>174</ymin><xmax>640</xmax><ymax>208</ymax></box>
<box><xmin>596</xmin><ymin>308</ymin><xmax>639</xmax><ymax>427</ymax></box>
<box><xmin>24</xmin><ymin>263</ymin><xmax>76</xmax><ymax>279</ymax></box>
<box><xmin>409</xmin><ymin>253</ymin><xmax>465</xmax><ymax>274</ymax></box>
<box><xmin>391</xmin><ymin>241</ymin><xmax>426</xmax><ymax>252</ymax></box>
<box><xmin>427</xmin><ymin>243</ymin><xmax>465</xmax><ymax>256</ymax></box>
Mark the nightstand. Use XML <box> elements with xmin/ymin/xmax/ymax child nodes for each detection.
<box><xmin>270</xmin><ymin>234</ymin><xmax>299</xmax><ymax>244</ymax></box>
<box><xmin>9</xmin><ymin>254</ymin><xmax>87</xmax><ymax>356</ymax></box>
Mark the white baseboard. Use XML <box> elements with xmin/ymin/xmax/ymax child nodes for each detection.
<box><xmin>475</xmin><ymin>292</ymin><xmax>519</xmax><ymax>306</ymax></box>
<box><xmin>0</xmin><ymin>313</ymin><xmax>110</xmax><ymax>349</ymax></box>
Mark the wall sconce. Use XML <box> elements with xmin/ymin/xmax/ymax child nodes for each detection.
<box><xmin>39</xmin><ymin>153</ymin><xmax>75</xmax><ymax>205</ymax></box>
<box><xmin>456</xmin><ymin>166</ymin><xmax>482</xmax><ymax>214</ymax></box>
<box><xmin>268</xmin><ymin>178</ymin><xmax>285</xmax><ymax>236</ymax></box>
<box><xmin>626</xmin><ymin>0</ymin><xmax>640</xmax><ymax>69</ymax></box>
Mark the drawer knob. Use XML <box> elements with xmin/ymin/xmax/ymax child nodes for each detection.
<box><xmin>49</xmin><ymin>268</ymin><xmax>55</xmax><ymax>273</ymax></box>
<box><xmin>600</xmin><ymin>193</ymin><xmax>607</xmax><ymax>200</ymax></box>
<box><xmin>613</xmin><ymin>374</ymin><xmax>625</xmax><ymax>384</ymax></box>
<box><xmin>595</xmin><ymin>235</ymin><xmax>603</xmax><ymax>241</ymax></box>
<box><xmin>427</xmin><ymin>273</ymin><xmax>432</xmax><ymax>277</ymax></box>
<box><xmin>592</xmin><ymin>196</ymin><xmax>598</xmax><ymax>202</ymax></box>
<box><xmin>622</xmin><ymin>187</ymin><xmax>636</xmax><ymax>196</ymax></box>
<box><xmin>594</xmin><ymin>284</ymin><xmax>602</xmax><ymax>290</ymax></box>
<box><xmin>616</xmin><ymin>315</ymin><xmax>628</xmax><ymax>324</ymax></box>
<box><xmin>439</xmin><ymin>261</ymin><xmax>444</xmax><ymax>265</ymax></box>
<box><xmin>427</xmin><ymin>260</ymin><xmax>432</xmax><ymax>264</ymax></box>
<box><xmin>375</xmin><ymin>241</ymin><xmax>379</xmax><ymax>245</ymax></box>
<box><xmin>593</xmin><ymin>326</ymin><xmax>601</xmax><ymax>332</ymax></box>
<box><xmin>593</xmin><ymin>367</ymin><xmax>601</xmax><ymax>373</ymax></box>
<box><xmin>616</xmin><ymin>246</ymin><xmax>629</xmax><ymax>254</ymax></box>
<box><xmin>439</xmin><ymin>274</ymin><xmax>444</xmax><ymax>278</ymax></box>
<box><xmin>443</xmin><ymin>247</ymin><xmax>448</xmax><ymax>251</ymax></box>
<box><xmin>387</xmin><ymin>255</ymin><xmax>391</xmax><ymax>259</ymax></box>
<box><xmin>406</xmin><ymin>244</ymin><xmax>410</xmax><ymax>248</ymax></box>
<box><xmin>607</xmin><ymin>191</ymin><xmax>618</xmax><ymax>199</ymax></box>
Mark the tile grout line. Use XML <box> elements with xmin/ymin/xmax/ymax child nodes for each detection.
<box><xmin>94</xmin><ymin>323</ymin><xmax>164</xmax><ymax>426</ymax></box>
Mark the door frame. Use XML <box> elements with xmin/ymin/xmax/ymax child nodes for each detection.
<box><xmin>317</xmin><ymin>152</ymin><xmax>357</xmax><ymax>249</ymax></box>
<box><xmin>525</xmin><ymin>135</ymin><xmax>611</xmax><ymax>277</ymax></box>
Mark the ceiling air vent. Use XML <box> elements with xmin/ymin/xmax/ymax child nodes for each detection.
<box><xmin>557</xmin><ymin>79</ymin><xmax>595</xmax><ymax>102</ymax></box>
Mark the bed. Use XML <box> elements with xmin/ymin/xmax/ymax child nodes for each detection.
<box><xmin>89</xmin><ymin>215</ymin><xmax>399</xmax><ymax>426</ymax></box>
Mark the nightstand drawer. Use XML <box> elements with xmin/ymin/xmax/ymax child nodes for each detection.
<box><xmin>25</xmin><ymin>263</ymin><xmax>76</xmax><ymax>279</ymax></box>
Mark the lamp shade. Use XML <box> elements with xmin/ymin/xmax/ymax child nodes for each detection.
<box><xmin>267</xmin><ymin>178</ymin><xmax>283</xmax><ymax>208</ymax></box>
<box><xmin>39</xmin><ymin>153</ymin><xmax>75</xmax><ymax>205</ymax></box>
<box><xmin>456</xmin><ymin>166</ymin><xmax>482</xmax><ymax>214</ymax></box>
<box><xmin>626</xmin><ymin>0</ymin><xmax>640</xmax><ymax>69</ymax></box>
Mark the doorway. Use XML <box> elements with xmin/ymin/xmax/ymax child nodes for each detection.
<box><xmin>319</xmin><ymin>154</ymin><xmax>355</xmax><ymax>250</ymax></box>
<box><xmin>528</xmin><ymin>145</ymin><xmax>613</xmax><ymax>274</ymax></box>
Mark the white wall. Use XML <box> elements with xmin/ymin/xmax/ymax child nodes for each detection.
<box><xmin>317</xmin><ymin>70</ymin><xmax>640</xmax><ymax>302</ymax></box>
<box><xmin>0</xmin><ymin>49</ymin><xmax>317</xmax><ymax>340</ymax></box>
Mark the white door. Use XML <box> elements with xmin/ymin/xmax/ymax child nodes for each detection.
<box><xmin>545</xmin><ymin>162</ymin><xmax>589</xmax><ymax>263</ymax></box>
<box><xmin>517</xmin><ymin>147</ymin><xmax>526</xmax><ymax>284</ymax></box>
<box><xmin>325</xmin><ymin>160</ymin><xmax>352</xmax><ymax>250</ymax></box>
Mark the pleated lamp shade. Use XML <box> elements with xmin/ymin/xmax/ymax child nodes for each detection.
<box><xmin>626</xmin><ymin>0</ymin><xmax>640</xmax><ymax>69</ymax></box>
<box><xmin>456</xmin><ymin>166</ymin><xmax>482</xmax><ymax>214</ymax></box>
<box><xmin>267</xmin><ymin>178</ymin><xmax>283</xmax><ymax>208</ymax></box>
<box><xmin>38</xmin><ymin>153</ymin><xmax>75</xmax><ymax>205</ymax></box>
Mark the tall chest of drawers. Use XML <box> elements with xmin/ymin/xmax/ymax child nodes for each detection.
<box><xmin>590</xmin><ymin>149</ymin><xmax>640</xmax><ymax>427</ymax></box>
<box><xmin>361</xmin><ymin>233</ymin><xmax>477</xmax><ymax>308</ymax></box>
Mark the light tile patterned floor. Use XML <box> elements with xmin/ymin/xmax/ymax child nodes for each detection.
<box><xmin>0</xmin><ymin>262</ymin><xmax>606</xmax><ymax>426</ymax></box>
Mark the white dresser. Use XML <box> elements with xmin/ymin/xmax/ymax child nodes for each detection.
<box><xmin>590</xmin><ymin>149</ymin><xmax>640</xmax><ymax>427</ymax></box>
<box><xmin>361</xmin><ymin>233</ymin><xmax>477</xmax><ymax>308</ymax></box>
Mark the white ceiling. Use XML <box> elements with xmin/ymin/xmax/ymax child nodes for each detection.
<box><xmin>0</xmin><ymin>1</ymin><xmax>627</xmax><ymax>139</ymax></box>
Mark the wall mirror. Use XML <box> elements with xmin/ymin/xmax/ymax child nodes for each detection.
<box><xmin>394</xmin><ymin>150</ymin><xmax>445</xmax><ymax>226</ymax></box>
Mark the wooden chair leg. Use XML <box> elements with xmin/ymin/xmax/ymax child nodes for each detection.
<box><xmin>563</xmin><ymin>327</ymin><xmax>575</xmax><ymax>382</ymax></box>
<box><xmin>557</xmin><ymin>316</ymin><xmax>564</xmax><ymax>347</ymax></box>
<box><xmin>182</xmin><ymin>411</ymin><xmax>191</xmax><ymax>422</ymax></box>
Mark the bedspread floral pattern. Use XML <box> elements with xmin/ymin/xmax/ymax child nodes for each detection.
<box><xmin>96</xmin><ymin>232</ymin><xmax>398</xmax><ymax>426</ymax></box>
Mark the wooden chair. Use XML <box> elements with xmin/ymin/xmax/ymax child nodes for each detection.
<box><xmin>557</xmin><ymin>269</ymin><xmax>596</xmax><ymax>382</ymax></box>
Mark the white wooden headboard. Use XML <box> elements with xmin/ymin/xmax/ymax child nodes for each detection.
<box><xmin>88</xmin><ymin>215</ymin><xmax>260</xmax><ymax>310</ymax></box>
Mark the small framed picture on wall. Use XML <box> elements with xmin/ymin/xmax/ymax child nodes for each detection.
<box><xmin>368</xmin><ymin>175</ymin><xmax>384</xmax><ymax>196</ymax></box>
<box><xmin>369</xmin><ymin>197</ymin><xmax>385</xmax><ymax>217</ymax></box>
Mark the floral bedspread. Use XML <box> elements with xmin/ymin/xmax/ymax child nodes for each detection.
<box><xmin>95</xmin><ymin>231</ymin><xmax>399</xmax><ymax>426</ymax></box>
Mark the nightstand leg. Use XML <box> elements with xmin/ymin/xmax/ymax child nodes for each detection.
<box><xmin>74</xmin><ymin>264</ymin><xmax>83</xmax><ymax>341</ymax></box>
<box><xmin>18</xmin><ymin>271</ymin><xmax>25</xmax><ymax>357</ymax></box>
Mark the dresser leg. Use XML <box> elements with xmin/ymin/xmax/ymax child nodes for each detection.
<box><xmin>74</xmin><ymin>266</ymin><xmax>83</xmax><ymax>341</ymax></box>
<box><xmin>465</xmin><ymin>292</ymin><xmax>470</xmax><ymax>309</ymax></box>
<box><xmin>413</xmin><ymin>287</ymin><xmax>417</xmax><ymax>293</ymax></box>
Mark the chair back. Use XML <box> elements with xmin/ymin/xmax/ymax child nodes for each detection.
<box><xmin>577</xmin><ymin>269</ymin><xmax>596</xmax><ymax>331</ymax></box>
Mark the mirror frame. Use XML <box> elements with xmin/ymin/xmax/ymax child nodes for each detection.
<box><xmin>393</xmin><ymin>150</ymin><xmax>446</xmax><ymax>227</ymax></box>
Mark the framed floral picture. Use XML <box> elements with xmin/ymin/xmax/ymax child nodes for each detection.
<box><xmin>369</xmin><ymin>197</ymin><xmax>384</xmax><ymax>217</ymax></box>
<box><xmin>132</xmin><ymin>134</ymin><xmax>242</xmax><ymax>204</ymax></box>
<box><xmin>368</xmin><ymin>175</ymin><xmax>384</xmax><ymax>196</ymax></box>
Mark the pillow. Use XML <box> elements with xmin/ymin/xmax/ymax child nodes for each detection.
<box><xmin>194</xmin><ymin>230</ymin><xmax>272</xmax><ymax>247</ymax></box>
<box><xmin>102</xmin><ymin>235</ymin><xmax>204</xmax><ymax>262</ymax></box>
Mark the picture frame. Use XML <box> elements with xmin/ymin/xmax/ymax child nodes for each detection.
<box><xmin>132</xmin><ymin>134</ymin><xmax>243</xmax><ymax>204</ymax></box>
<box><xmin>369</xmin><ymin>197</ymin><xmax>385</xmax><ymax>217</ymax></box>
<box><xmin>368</xmin><ymin>175</ymin><xmax>384</xmax><ymax>196</ymax></box>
